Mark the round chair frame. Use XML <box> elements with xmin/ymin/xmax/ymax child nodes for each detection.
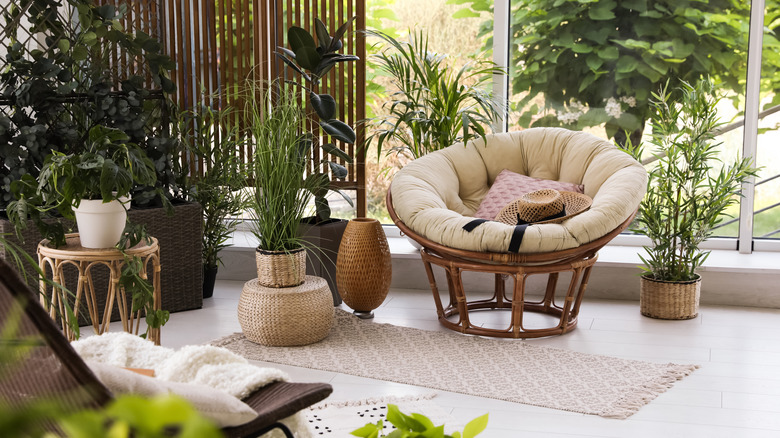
<box><xmin>387</xmin><ymin>190</ymin><xmax>635</xmax><ymax>339</ymax></box>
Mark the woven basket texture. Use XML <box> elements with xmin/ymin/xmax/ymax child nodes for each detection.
<box><xmin>255</xmin><ymin>248</ymin><xmax>306</xmax><ymax>288</ymax></box>
<box><xmin>0</xmin><ymin>202</ymin><xmax>202</xmax><ymax>324</ymax></box>
<box><xmin>336</xmin><ymin>218</ymin><xmax>391</xmax><ymax>312</ymax></box>
<box><xmin>238</xmin><ymin>276</ymin><xmax>334</xmax><ymax>346</ymax></box>
<box><xmin>496</xmin><ymin>190</ymin><xmax>592</xmax><ymax>225</ymax></box>
<box><xmin>640</xmin><ymin>275</ymin><xmax>701</xmax><ymax>320</ymax></box>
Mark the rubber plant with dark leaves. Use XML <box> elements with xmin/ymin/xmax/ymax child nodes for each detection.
<box><xmin>276</xmin><ymin>17</ymin><xmax>359</xmax><ymax>221</ymax></box>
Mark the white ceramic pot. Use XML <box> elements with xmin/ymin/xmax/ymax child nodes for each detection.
<box><xmin>73</xmin><ymin>197</ymin><xmax>130</xmax><ymax>248</ymax></box>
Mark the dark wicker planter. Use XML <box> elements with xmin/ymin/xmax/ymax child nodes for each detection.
<box><xmin>1</xmin><ymin>202</ymin><xmax>203</xmax><ymax>326</ymax></box>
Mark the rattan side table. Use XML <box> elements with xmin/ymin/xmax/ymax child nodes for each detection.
<box><xmin>37</xmin><ymin>233</ymin><xmax>162</xmax><ymax>345</ymax></box>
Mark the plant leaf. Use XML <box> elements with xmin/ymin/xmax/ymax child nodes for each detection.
<box><xmin>287</xmin><ymin>26</ymin><xmax>316</xmax><ymax>53</ymax></box>
<box><xmin>293</xmin><ymin>46</ymin><xmax>322</xmax><ymax>71</ymax></box>
<box><xmin>462</xmin><ymin>413</ymin><xmax>489</xmax><ymax>438</ymax></box>
<box><xmin>320</xmin><ymin>119</ymin><xmax>356</xmax><ymax>144</ymax></box>
<box><xmin>329</xmin><ymin>17</ymin><xmax>355</xmax><ymax>52</ymax></box>
<box><xmin>315</xmin><ymin>18</ymin><xmax>332</xmax><ymax>51</ymax></box>
<box><xmin>310</xmin><ymin>92</ymin><xmax>336</xmax><ymax>120</ymax></box>
<box><xmin>321</xmin><ymin>143</ymin><xmax>352</xmax><ymax>162</ymax></box>
<box><xmin>328</xmin><ymin>161</ymin><xmax>348</xmax><ymax>179</ymax></box>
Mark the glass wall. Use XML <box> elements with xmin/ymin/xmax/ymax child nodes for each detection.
<box><xmin>754</xmin><ymin>6</ymin><xmax>780</xmax><ymax>239</ymax></box>
<box><xmin>365</xmin><ymin>0</ymin><xmax>779</xmax><ymax>248</ymax></box>
<box><xmin>363</xmin><ymin>0</ymin><xmax>494</xmax><ymax>222</ymax></box>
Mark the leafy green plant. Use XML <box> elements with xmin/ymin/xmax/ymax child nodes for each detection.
<box><xmin>351</xmin><ymin>404</ymin><xmax>489</xmax><ymax>438</ymax></box>
<box><xmin>365</xmin><ymin>29</ymin><xmax>504</xmax><ymax>160</ymax></box>
<box><xmin>275</xmin><ymin>17</ymin><xmax>358</xmax><ymax>221</ymax></box>
<box><xmin>0</xmin><ymin>0</ymin><xmax>178</xmax><ymax>210</ymax></box>
<box><xmin>452</xmin><ymin>0</ymin><xmax>780</xmax><ymax>146</ymax></box>
<box><xmin>243</xmin><ymin>82</ymin><xmax>312</xmax><ymax>252</ymax></box>
<box><xmin>7</xmin><ymin>125</ymin><xmax>158</xmax><ymax>247</ymax></box>
<box><xmin>58</xmin><ymin>394</ymin><xmax>223</xmax><ymax>438</ymax></box>
<box><xmin>630</xmin><ymin>78</ymin><xmax>757</xmax><ymax>282</ymax></box>
<box><xmin>182</xmin><ymin>106</ymin><xmax>246</xmax><ymax>269</ymax></box>
<box><xmin>6</xmin><ymin>125</ymin><xmax>169</xmax><ymax>338</ymax></box>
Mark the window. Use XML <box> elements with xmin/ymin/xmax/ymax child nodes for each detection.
<box><xmin>365</xmin><ymin>0</ymin><xmax>779</xmax><ymax>252</ymax></box>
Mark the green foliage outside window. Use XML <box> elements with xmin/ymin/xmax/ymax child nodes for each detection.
<box><xmin>450</xmin><ymin>0</ymin><xmax>780</xmax><ymax>146</ymax></box>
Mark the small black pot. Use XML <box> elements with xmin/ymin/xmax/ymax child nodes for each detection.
<box><xmin>203</xmin><ymin>265</ymin><xmax>219</xmax><ymax>299</ymax></box>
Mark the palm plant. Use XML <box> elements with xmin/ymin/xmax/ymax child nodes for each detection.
<box><xmin>366</xmin><ymin>30</ymin><xmax>505</xmax><ymax>160</ymax></box>
<box><xmin>183</xmin><ymin>106</ymin><xmax>246</xmax><ymax>270</ymax></box>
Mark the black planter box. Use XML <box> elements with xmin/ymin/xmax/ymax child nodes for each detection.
<box><xmin>299</xmin><ymin>218</ymin><xmax>348</xmax><ymax>306</ymax></box>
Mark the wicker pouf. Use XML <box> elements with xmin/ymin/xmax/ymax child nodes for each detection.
<box><xmin>238</xmin><ymin>276</ymin><xmax>334</xmax><ymax>346</ymax></box>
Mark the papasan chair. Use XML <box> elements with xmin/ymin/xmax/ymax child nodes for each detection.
<box><xmin>387</xmin><ymin>128</ymin><xmax>647</xmax><ymax>338</ymax></box>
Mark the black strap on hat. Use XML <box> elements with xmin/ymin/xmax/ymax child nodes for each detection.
<box><xmin>515</xmin><ymin>206</ymin><xmax>567</xmax><ymax>225</ymax></box>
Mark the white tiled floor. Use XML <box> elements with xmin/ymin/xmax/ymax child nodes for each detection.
<box><xmin>120</xmin><ymin>281</ymin><xmax>780</xmax><ymax>437</ymax></box>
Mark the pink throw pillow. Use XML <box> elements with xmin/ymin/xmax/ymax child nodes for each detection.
<box><xmin>474</xmin><ymin>170</ymin><xmax>585</xmax><ymax>220</ymax></box>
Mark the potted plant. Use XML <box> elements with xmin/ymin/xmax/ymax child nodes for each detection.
<box><xmin>7</xmin><ymin>125</ymin><xmax>157</xmax><ymax>249</ymax></box>
<box><xmin>632</xmin><ymin>78</ymin><xmax>757</xmax><ymax>319</ymax></box>
<box><xmin>241</xmin><ymin>81</ymin><xmax>312</xmax><ymax>287</ymax></box>
<box><xmin>276</xmin><ymin>17</ymin><xmax>359</xmax><ymax>304</ymax></box>
<box><xmin>0</xmin><ymin>0</ymin><xmax>204</xmax><ymax>315</ymax></box>
<box><xmin>365</xmin><ymin>29</ymin><xmax>504</xmax><ymax>160</ymax></box>
<box><xmin>6</xmin><ymin>125</ymin><xmax>170</xmax><ymax>337</ymax></box>
<box><xmin>183</xmin><ymin>106</ymin><xmax>247</xmax><ymax>298</ymax></box>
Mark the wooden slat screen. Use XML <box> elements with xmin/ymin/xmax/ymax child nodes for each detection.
<box><xmin>115</xmin><ymin>0</ymin><xmax>366</xmax><ymax>216</ymax></box>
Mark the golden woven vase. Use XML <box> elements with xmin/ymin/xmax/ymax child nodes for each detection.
<box><xmin>255</xmin><ymin>247</ymin><xmax>306</xmax><ymax>288</ymax></box>
<box><xmin>640</xmin><ymin>275</ymin><xmax>701</xmax><ymax>320</ymax></box>
<box><xmin>336</xmin><ymin>218</ymin><xmax>392</xmax><ymax>318</ymax></box>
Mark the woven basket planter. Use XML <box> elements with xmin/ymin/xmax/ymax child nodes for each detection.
<box><xmin>640</xmin><ymin>274</ymin><xmax>701</xmax><ymax>320</ymax></box>
<box><xmin>336</xmin><ymin>218</ymin><xmax>391</xmax><ymax>318</ymax></box>
<box><xmin>238</xmin><ymin>276</ymin><xmax>334</xmax><ymax>346</ymax></box>
<box><xmin>255</xmin><ymin>247</ymin><xmax>306</xmax><ymax>288</ymax></box>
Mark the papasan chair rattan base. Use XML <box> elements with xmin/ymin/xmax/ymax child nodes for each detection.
<box><xmin>388</xmin><ymin>191</ymin><xmax>635</xmax><ymax>338</ymax></box>
<box><xmin>386</xmin><ymin>128</ymin><xmax>647</xmax><ymax>339</ymax></box>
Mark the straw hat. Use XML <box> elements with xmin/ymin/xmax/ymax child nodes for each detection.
<box><xmin>495</xmin><ymin>189</ymin><xmax>592</xmax><ymax>226</ymax></box>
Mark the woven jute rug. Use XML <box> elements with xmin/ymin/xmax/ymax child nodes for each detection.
<box><xmin>212</xmin><ymin>309</ymin><xmax>698</xmax><ymax>419</ymax></box>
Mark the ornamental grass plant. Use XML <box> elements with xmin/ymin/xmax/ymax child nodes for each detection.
<box><xmin>633</xmin><ymin>78</ymin><xmax>757</xmax><ymax>282</ymax></box>
<box><xmin>244</xmin><ymin>82</ymin><xmax>311</xmax><ymax>253</ymax></box>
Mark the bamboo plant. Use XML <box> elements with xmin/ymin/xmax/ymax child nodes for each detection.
<box><xmin>633</xmin><ymin>78</ymin><xmax>757</xmax><ymax>282</ymax></box>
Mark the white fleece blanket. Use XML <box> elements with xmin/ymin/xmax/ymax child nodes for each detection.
<box><xmin>71</xmin><ymin>332</ymin><xmax>288</xmax><ymax>399</ymax></box>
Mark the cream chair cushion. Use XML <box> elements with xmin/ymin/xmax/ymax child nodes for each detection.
<box><xmin>389</xmin><ymin>128</ymin><xmax>647</xmax><ymax>253</ymax></box>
